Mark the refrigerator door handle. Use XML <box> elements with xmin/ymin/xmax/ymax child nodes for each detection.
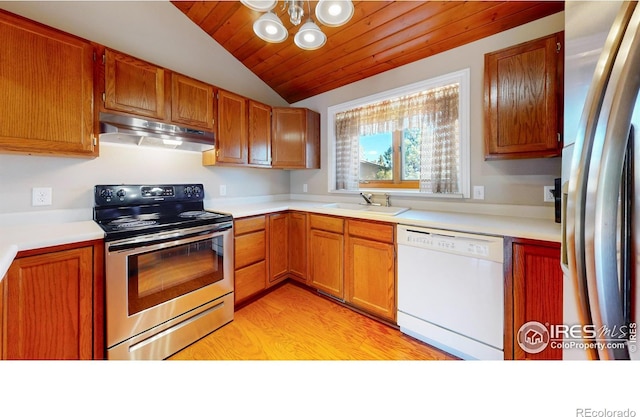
<box><xmin>586</xmin><ymin>4</ymin><xmax>640</xmax><ymax>360</ymax></box>
<box><xmin>564</xmin><ymin>1</ymin><xmax>636</xmax><ymax>360</ymax></box>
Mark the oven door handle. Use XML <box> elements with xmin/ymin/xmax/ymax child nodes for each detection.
<box><xmin>108</xmin><ymin>223</ymin><xmax>231</xmax><ymax>253</ymax></box>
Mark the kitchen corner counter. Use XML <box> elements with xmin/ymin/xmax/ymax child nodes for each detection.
<box><xmin>0</xmin><ymin>220</ymin><xmax>105</xmax><ymax>280</ymax></box>
<box><xmin>209</xmin><ymin>199</ymin><xmax>562</xmax><ymax>243</ymax></box>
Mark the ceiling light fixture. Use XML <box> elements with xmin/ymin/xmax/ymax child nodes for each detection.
<box><xmin>242</xmin><ymin>0</ymin><xmax>353</xmax><ymax>50</ymax></box>
<box><xmin>315</xmin><ymin>0</ymin><xmax>354</xmax><ymax>27</ymax></box>
<box><xmin>240</xmin><ymin>0</ymin><xmax>277</xmax><ymax>12</ymax></box>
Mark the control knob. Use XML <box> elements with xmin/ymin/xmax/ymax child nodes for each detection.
<box><xmin>100</xmin><ymin>188</ymin><xmax>113</xmax><ymax>201</ymax></box>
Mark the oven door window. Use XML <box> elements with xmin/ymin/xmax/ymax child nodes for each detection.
<box><xmin>127</xmin><ymin>236</ymin><xmax>224</xmax><ymax>315</ymax></box>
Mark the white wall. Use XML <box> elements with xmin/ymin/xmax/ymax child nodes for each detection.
<box><xmin>0</xmin><ymin>143</ymin><xmax>290</xmax><ymax>215</ymax></box>
<box><xmin>291</xmin><ymin>12</ymin><xmax>564</xmax><ymax>210</ymax></box>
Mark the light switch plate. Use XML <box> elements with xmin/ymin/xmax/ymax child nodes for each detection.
<box><xmin>220</xmin><ymin>185</ymin><xmax>227</xmax><ymax>196</ymax></box>
<box><xmin>544</xmin><ymin>185</ymin><xmax>555</xmax><ymax>203</ymax></box>
<box><xmin>473</xmin><ymin>185</ymin><xmax>484</xmax><ymax>200</ymax></box>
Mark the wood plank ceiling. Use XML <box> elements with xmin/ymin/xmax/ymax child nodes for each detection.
<box><xmin>171</xmin><ymin>1</ymin><xmax>564</xmax><ymax>104</ymax></box>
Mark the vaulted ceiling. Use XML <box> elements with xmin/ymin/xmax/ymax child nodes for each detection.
<box><xmin>171</xmin><ymin>1</ymin><xmax>564</xmax><ymax>103</ymax></box>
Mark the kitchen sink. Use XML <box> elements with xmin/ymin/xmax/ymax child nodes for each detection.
<box><xmin>321</xmin><ymin>203</ymin><xmax>409</xmax><ymax>216</ymax></box>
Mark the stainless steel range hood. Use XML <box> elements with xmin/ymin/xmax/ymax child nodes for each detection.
<box><xmin>99</xmin><ymin>113</ymin><xmax>215</xmax><ymax>152</ymax></box>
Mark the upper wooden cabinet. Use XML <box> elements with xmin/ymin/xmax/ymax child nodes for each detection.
<box><xmin>103</xmin><ymin>48</ymin><xmax>166</xmax><ymax>120</ymax></box>
<box><xmin>272</xmin><ymin>108</ymin><xmax>320</xmax><ymax>169</ymax></box>
<box><xmin>248</xmin><ymin>100</ymin><xmax>272</xmax><ymax>166</ymax></box>
<box><xmin>484</xmin><ymin>32</ymin><xmax>564</xmax><ymax>160</ymax></box>
<box><xmin>216</xmin><ymin>89</ymin><xmax>248</xmax><ymax>165</ymax></box>
<box><xmin>100</xmin><ymin>47</ymin><xmax>215</xmax><ymax>133</ymax></box>
<box><xmin>171</xmin><ymin>73</ymin><xmax>215</xmax><ymax>131</ymax></box>
<box><xmin>0</xmin><ymin>10</ymin><xmax>96</xmax><ymax>157</ymax></box>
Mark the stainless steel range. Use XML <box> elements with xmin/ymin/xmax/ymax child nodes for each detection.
<box><xmin>93</xmin><ymin>184</ymin><xmax>234</xmax><ymax>360</ymax></box>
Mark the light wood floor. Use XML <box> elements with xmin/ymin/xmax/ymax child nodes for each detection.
<box><xmin>168</xmin><ymin>282</ymin><xmax>457</xmax><ymax>360</ymax></box>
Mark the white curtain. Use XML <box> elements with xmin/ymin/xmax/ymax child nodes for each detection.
<box><xmin>334</xmin><ymin>83</ymin><xmax>460</xmax><ymax>193</ymax></box>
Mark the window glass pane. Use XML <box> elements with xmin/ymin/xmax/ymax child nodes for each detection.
<box><xmin>402</xmin><ymin>128</ymin><xmax>421</xmax><ymax>181</ymax></box>
<box><xmin>359</xmin><ymin>132</ymin><xmax>393</xmax><ymax>181</ymax></box>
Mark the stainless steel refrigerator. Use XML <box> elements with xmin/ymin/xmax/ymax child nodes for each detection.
<box><xmin>562</xmin><ymin>0</ymin><xmax>639</xmax><ymax>360</ymax></box>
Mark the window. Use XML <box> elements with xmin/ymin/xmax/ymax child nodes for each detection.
<box><xmin>328</xmin><ymin>69</ymin><xmax>470</xmax><ymax>197</ymax></box>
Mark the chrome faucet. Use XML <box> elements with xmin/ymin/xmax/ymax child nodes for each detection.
<box><xmin>360</xmin><ymin>192</ymin><xmax>374</xmax><ymax>204</ymax></box>
<box><xmin>360</xmin><ymin>192</ymin><xmax>380</xmax><ymax>206</ymax></box>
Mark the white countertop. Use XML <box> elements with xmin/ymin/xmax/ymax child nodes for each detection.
<box><xmin>210</xmin><ymin>199</ymin><xmax>562</xmax><ymax>242</ymax></box>
<box><xmin>0</xmin><ymin>199</ymin><xmax>561</xmax><ymax>283</ymax></box>
<box><xmin>0</xmin><ymin>221</ymin><xmax>105</xmax><ymax>280</ymax></box>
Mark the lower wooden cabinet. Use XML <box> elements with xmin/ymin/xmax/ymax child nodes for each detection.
<box><xmin>234</xmin><ymin>215</ymin><xmax>267</xmax><ymax>305</ymax></box>
<box><xmin>345</xmin><ymin>219</ymin><xmax>396</xmax><ymax>322</ymax></box>
<box><xmin>505</xmin><ymin>238</ymin><xmax>563</xmax><ymax>360</ymax></box>
<box><xmin>288</xmin><ymin>212</ymin><xmax>308</xmax><ymax>283</ymax></box>
<box><xmin>1</xmin><ymin>240</ymin><xmax>104</xmax><ymax>360</ymax></box>
<box><xmin>268</xmin><ymin>213</ymin><xmax>289</xmax><ymax>285</ymax></box>
<box><xmin>234</xmin><ymin>212</ymin><xmax>309</xmax><ymax>305</ymax></box>
<box><xmin>308</xmin><ymin>214</ymin><xmax>344</xmax><ymax>299</ymax></box>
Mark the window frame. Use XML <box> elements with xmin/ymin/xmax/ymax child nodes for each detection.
<box><xmin>327</xmin><ymin>68</ymin><xmax>471</xmax><ymax>198</ymax></box>
<box><xmin>358</xmin><ymin>130</ymin><xmax>419</xmax><ymax>188</ymax></box>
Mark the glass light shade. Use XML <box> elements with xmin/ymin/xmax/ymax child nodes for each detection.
<box><xmin>253</xmin><ymin>12</ymin><xmax>288</xmax><ymax>43</ymax></box>
<box><xmin>294</xmin><ymin>21</ymin><xmax>327</xmax><ymax>50</ymax></box>
<box><xmin>315</xmin><ymin>0</ymin><xmax>354</xmax><ymax>27</ymax></box>
<box><xmin>240</xmin><ymin>0</ymin><xmax>277</xmax><ymax>12</ymax></box>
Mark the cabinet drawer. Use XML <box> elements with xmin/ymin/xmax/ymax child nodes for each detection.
<box><xmin>348</xmin><ymin>219</ymin><xmax>394</xmax><ymax>244</ymax></box>
<box><xmin>235</xmin><ymin>230</ymin><xmax>266</xmax><ymax>269</ymax></box>
<box><xmin>234</xmin><ymin>215</ymin><xmax>266</xmax><ymax>235</ymax></box>
<box><xmin>235</xmin><ymin>260</ymin><xmax>266</xmax><ymax>303</ymax></box>
<box><xmin>309</xmin><ymin>214</ymin><xmax>344</xmax><ymax>234</ymax></box>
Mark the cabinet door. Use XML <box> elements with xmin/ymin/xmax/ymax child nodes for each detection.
<box><xmin>288</xmin><ymin>212</ymin><xmax>308</xmax><ymax>283</ymax></box>
<box><xmin>484</xmin><ymin>32</ymin><xmax>563</xmax><ymax>159</ymax></box>
<box><xmin>171</xmin><ymin>73</ymin><xmax>214</xmax><ymax>130</ymax></box>
<box><xmin>104</xmin><ymin>48</ymin><xmax>166</xmax><ymax>120</ymax></box>
<box><xmin>217</xmin><ymin>89</ymin><xmax>248</xmax><ymax>164</ymax></box>
<box><xmin>0</xmin><ymin>11</ymin><xmax>96</xmax><ymax>157</ymax></box>
<box><xmin>272</xmin><ymin>107</ymin><xmax>320</xmax><ymax>169</ymax></box>
<box><xmin>268</xmin><ymin>213</ymin><xmax>289</xmax><ymax>284</ymax></box>
<box><xmin>248</xmin><ymin>100</ymin><xmax>272</xmax><ymax>166</ymax></box>
<box><xmin>345</xmin><ymin>237</ymin><xmax>395</xmax><ymax>321</ymax></box>
<box><xmin>510</xmin><ymin>240</ymin><xmax>563</xmax><ymax>360</ymax></box>
<box><xmin>309</xmin><ymin>229</ymin><xmax>344</xmax><ymax>299</ymax></box>
<box><xmin>4</xmin><ymin>247</ymin><xmax>94</xmax><ymax>359</ymax></box>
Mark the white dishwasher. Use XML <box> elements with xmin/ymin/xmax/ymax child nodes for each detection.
<box><xmin>397</xmin><ymin>225</ymin><xmax>504</xmax><ymax>360</ymax></box>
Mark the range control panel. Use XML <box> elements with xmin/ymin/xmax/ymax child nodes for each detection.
<box><xmin>94</xmin><ymin>184</ymin><xmax>204</xmax><ymax>206</ymax></box>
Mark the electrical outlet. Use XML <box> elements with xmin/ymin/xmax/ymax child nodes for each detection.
<box><xmin>303</xmin><ymin>183</ymin><xmax>308</xmax><ymax>193</ymax></box>
<box><xmin>473</xmin><ymin>185</ymin><xmax>484</xmax><ymax>200</ymax></box>
<box><xmin>32</xmin><ymin>187</ymin><xmax>52</xmax><ymax>206</ymax></box>
<box><xmin>220</xmin><ymin>184</ymin><xmax>227</xmax><ymax>196</ymax></box>
<box><xmin>544</xmin><ymin>185</ymin><xmax>555</xmax><ymax>203</ymax></box>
